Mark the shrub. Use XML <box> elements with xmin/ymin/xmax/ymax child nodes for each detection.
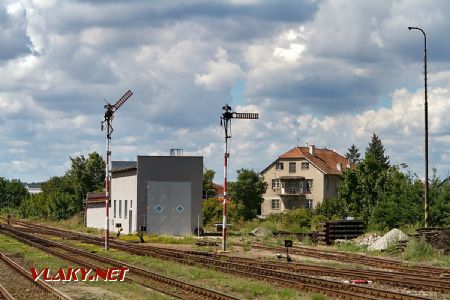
<box><xmin>403</xmin><ymin>237</ymin><xmax>436</xmax><ymax>261</ymax></box>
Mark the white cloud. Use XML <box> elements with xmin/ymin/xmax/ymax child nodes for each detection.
<box><xmin>1</xmin><ymin>0</ymin><xmax>450</xmax><ymax>183</ymax></box>
<box><xmin>195</xmin><ymin>48</ymin><xmax>244</xmax><ymax>90</ymax></box>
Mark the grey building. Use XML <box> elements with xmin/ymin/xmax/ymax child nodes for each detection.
<box><xmin>86</xmin><ymin>155</ymin><xmax>203</xmax><ymax>236</ymax></box>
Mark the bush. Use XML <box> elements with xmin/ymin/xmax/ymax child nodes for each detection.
<box><xmin>265</xmin><ymin>208</ymin><xmax>311</xmax><ymax>232</ymax></box>
<box><xmin>310</xmin><ymin>214</ymin><xmax>328</xmax><ymax>231</ymax></box>
<box><xmin>403</xmin><ymin>237</ymin><xmax>436</xmax><ymax>261</ymax></box>
<box><xmin>17</xmin><ymin>192</ymin><xmax>77</xmax><ymax>220</ymax></box>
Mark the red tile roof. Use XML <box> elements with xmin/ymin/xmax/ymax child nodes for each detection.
<box><xmin>85</xmin><ymin>192</ymin><xmax>107</xmax><ymax>204</ymax></box>
<box><xmin>213</xmin><ymin>183</ymin><xmax>224</xmax><ymax>195</ymax></box>
<box><xmin>278</xmin><ymin>146</ymin><xmax>348</xmax><ymax>175</ymax></box>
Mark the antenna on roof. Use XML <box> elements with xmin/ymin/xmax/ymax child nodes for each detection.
<box><xmin>100</xmin><ymin>90</ymin><xmax>133</xmax><ymax>251</ymax></box>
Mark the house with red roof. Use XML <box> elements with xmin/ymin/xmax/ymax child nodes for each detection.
<box><xmin>260</xmin><ymin>144</ymin><xmax>349</xmax><ymax>216</ymax></box>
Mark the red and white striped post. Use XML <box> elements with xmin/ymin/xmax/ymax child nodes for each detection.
<box><xmin>220</xmin><ymin>104</ymin><xmax>258</xmax><ymax>252</ymax></box>
<box><xmin>105</xmin><ymin>130</ymin><xmax>111</xmax><ymax>251</ymax></box>
<box><xmin>101</xmin><ymin>90</ymin><xmax>133</xmax><ymax>251</ymax></box>
<box><xmin>222</xmin><ymin>137</ymin><xmax>229</xmax><ymax>251</ymax></box>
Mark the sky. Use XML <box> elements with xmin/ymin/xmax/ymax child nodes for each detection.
<box><xmin>1</xmin><ymin>0</ymin><xmax>450</xmax><ymax>183</ymax></box>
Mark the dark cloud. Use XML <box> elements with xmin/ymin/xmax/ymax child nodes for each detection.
<box><xmin>0</xmin><ymin>5</ymin><xmax>31</xmax><ymax>60</ymax></box>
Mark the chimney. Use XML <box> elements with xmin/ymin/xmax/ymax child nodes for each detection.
<box><xmin>337</xmin><ymin>162</ymin><xmax>342</xmax><ymax>172</ymax></box>
<box><xmin>308</xmin><ymin>144</ymin><xmax>315</xmax><ymax>156</ymax></box>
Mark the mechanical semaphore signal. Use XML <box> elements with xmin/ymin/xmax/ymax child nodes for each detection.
<box><xmin>101</xmin><ymin>90</ymin><xmax>133</xmax><ymax>251</ymax></box>
<box><xmin>232</xmin><ymin>112</ymin><xmax>259</xmax><ymax>119</ymax></box>
<box><xmin>220</xmin><ymin>104</ymin><xmax>258</xmax><ymax>252</ymax></box>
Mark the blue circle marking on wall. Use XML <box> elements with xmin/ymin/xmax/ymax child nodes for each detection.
<box><xmin>155</xmin><ymin>205</ymin><xmax>163</xmax><ymax>213</ymax></box>
<box><xmin>176</xmin><ymin>205</ymin><xmax>184</xmax><ymax>213</ymax></box>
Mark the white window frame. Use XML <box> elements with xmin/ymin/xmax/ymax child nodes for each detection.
<box><xmin>301</xmin><ymin>161</ymin><xmax>309</xmax><ymax>170</ymax></box>
<box><xmin>289</xmin><ymin>162</ymin><xmax>296</xmax><ymax>173</ymax></box>
<box><xmin>271</xmin><ymin>199</ymin><xmax>280</xmax><ymax>210</ymax></box>
<box><xmin>305</xmin><ymin>199</ymin><xmax>313</xmax><ymax>209</ymax></box>
<box><xmin>272</xmin><ymin>179</ymin><xmax>280</xmax><ymax>189</ymax></box>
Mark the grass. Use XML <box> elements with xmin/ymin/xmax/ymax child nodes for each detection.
<box><xmin>0</xmin><ymin>233</ymin><xmax>170</xmax><ymax>300</ymax></box>
<box><xmin>57</xmin><ymin>239</ymin><xmax>319</xmax><ymax>300</ymax></box>
<box><xmin>119</xmin><ymin>233</ymin><xmax>196</xmax><ymax>244</ymax></box>
<box><xmin>334</xmin><ymin>241</ymin><xmax>367</xmax><ymax>253</ymax></box>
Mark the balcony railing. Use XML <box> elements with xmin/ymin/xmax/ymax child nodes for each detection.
<box><xmin>275</xmin><ymin>187</ymin><xmax>305</xmax><ymax>195</ymax></box>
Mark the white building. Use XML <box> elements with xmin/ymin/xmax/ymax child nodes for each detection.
<box><xmin>85</xmin><ymin>156</ymin><xmax>203</xmax><ymax>235</ymax></box>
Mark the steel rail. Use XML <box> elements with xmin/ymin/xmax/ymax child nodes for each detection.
<box><xmin>0</xmin><ymin>252</ymin><xmax>72</xmax><ymax>300</ymax></box>
<box><xmin>0</xmin><ymin>226</ymin><xmax>239</xmax><ymax>300</ymax></box>
<box><xmin>2</xmin><ymin>222</ymin><xmax>433</xmax><ymax>300</ymax></box>
<box><xmin>248</xmin><ymin>243</ymin><xmax>450</xmax><ymax>278</ymax></box>
<box><xmin>0</xmin><ymin>282</ymin><xmax>16</xmax><ymax>300</ymax></box>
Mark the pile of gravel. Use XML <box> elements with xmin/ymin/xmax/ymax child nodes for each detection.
<box><xmin>250</xmin><ymin>227</ymin><xmax>270</xmax><ymax>237</ymax></box>
<box><xmin>368</xmin><ymin>228</ymin><xmax>409</xmax><ymax>251</ymax></box>
<box><xmin>353</xmin><ymin>233</ymin><xmax>381</xmax><ymax>247</ymax></box>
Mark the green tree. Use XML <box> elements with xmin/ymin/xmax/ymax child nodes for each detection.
<box><xmin>429</xmin><ymin>172</ymin><xmax>450</xmax><ymax>226</ymax></box>
<box><xmin>314</xmin><ymin>197</ymin><xmax>348</xmax><ymax>220</ymax></box>
<box><xmin>0</xmin><ymin>177</ymin><xmax>7</xmax><ymax>208</ymax></box>
<box><xmin>66</xmin><ymin>152</ymin><xmax>105</xmax><ymax>211</ymax></box>
<box><xmin>5</xmin><ymin>179</ymin><xmax>28</xmax><ymax>208</ymax></box>
<box><xmin>369</xmin><ymin>169</ymin><xmax>422</xmax><ymax>230</ymax></box>
<box><xmin>227</xmin><ymin>169</ymin><xmax>267</xmax><ymax>220</ymax></box>
<box><xmin>345</xmin><ymin>144</ymin><xmax>361</xmax><ymax>165</ymax></box>
<box><xmin>0</xmin><ymin>178</ymin><xmax>28</xmax><ymax>209</ymax></box>
<box><xmin>203</xmin><ymin>168</ymin><xmax>216</xmax><ymax>198</ymax></box>
<box><xmin>339</xmin><ymin>155</ymin><xmax>385</xmax><ymax>223</ymax></box>
<box><xmin>365</xmin><ymin>133</ymin><xmax>390</xmax><ymax>169</ymax></box>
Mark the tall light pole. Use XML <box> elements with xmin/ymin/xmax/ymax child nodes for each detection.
<box><xmin>408</xmin><ymin>26</ymin><xmax>429</xmax><ymax>228</ymax></box>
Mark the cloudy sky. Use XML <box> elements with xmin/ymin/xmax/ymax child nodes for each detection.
<box><xmin>1</xmin><ymin>0</ymin><xmax>450</xmax><ymax>183</ymax></box>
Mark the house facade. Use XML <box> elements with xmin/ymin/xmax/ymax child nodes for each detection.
<box><xmin>261</xmin><ymin>145</ymin><xmax>348</xmax><ymax>217</ymax></box>
<box><xmin>85</xmin><ymin>156</ymin><xmax>203</xmax><ymax>235</ymax></box>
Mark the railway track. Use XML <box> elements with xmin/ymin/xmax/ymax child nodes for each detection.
<box><xmin>0</xmin><ymin>226</ymin><xmax>239</xmax><ymax>300</ymax></box>
<box><xmin>1</xmin><ymin>220</ymin><xmax>437</xmax><ymax>300</ymax></box>
<box><xmin>247</xmin><ymin>243</ymin><xmax>450</xmax><ymax>278</ymax></box>
<box><xmin>0</xmin><ymin>250</ymin><xmax>71</xmax><ymax>300</ymax></box>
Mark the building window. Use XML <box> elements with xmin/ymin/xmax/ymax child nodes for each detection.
<box><xmin>306</xmin><ymin>179</ymin><xmax>313</xmax><ymax>191</ymax></box>
<box><xmin>276</xmin><ymin>162</ymin><xmax>284</xmax><ymax>170</ymax></box>
<box><xmin>271</xmin><ymin>199</ymin><xmax>280</xmax><ymax>210</ymax></box>
<box><xmin>301</xmin><ymin>162</ymin><xmax>309</xmax><ymax>170</ymax></box>
<box><xmin>114</xmin><ymin>200</ymin><xmax>116</xmax><ymax>218</ymax></box>
<box><xmin>305</xmin><ymin>199</ymin><xmax>313</xmax><ymax>209</ymax></box>
<box><xmin>119</xmin><ymin>200</ymin><xmax>122</xmax><ymax>218</ymax></box>
<box><xmin>272</xmin><ymin>179</ymin><xmax>280</xmax><ymax>189</ymax></box>
<box><xmin>289</xmin><ymin>162</ymin><xmax>296</xmax><ymax>173</ymax></box>
<box><xmin>124</xmin><ymin>200</ymin><xmax>128</xmax><ymax>219</ymax></box>
<box><xmin>130</xmin><ymin>200</ymin><xmax>132</xmax><ymax>208</ymax></box>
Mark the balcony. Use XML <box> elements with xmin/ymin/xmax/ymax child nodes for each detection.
<box><xmin>275</xmin><ymin>187</ymin><xmax>305</xmax><ymax>196</ymax></box>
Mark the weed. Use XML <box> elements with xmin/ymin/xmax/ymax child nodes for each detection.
<box><xmin>403</xmin><ymin>237</ymin><xmax>436</xmax><ymax>261</ymax></box>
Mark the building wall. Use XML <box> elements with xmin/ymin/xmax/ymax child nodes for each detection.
<box><xmin>136</xmin><ymin>156</ymin><xmax>203</xmax><ymax>235</ymax></box>
<box><xmin>86</xmin><ymin>203</ymin><xmax>107</xmax><ymax>230</ymax></box>
<box><xmin>261</xmin><ymin>158</ymin><xmax>325</xmax><ymax>216</ymax></box>
<box><xmin>324</xmin><ymin>174</ymin><xmax>341</xmax><ymax>199</ymax></box>
<box><xmin>110</xmin><ymin>170</ymin><xmax>137</xmax><ymax>234</ymax></box>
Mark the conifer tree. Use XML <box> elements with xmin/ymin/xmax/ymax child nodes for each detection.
<box><xmin>365</xmin><ymin>133</ymin><xmax>390</xmax><ymax>169</ymax></box>
<box><xmin>345</xmin><ymin>144</ymin><xmax>361</xmax><ymax>165</ymax></box>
